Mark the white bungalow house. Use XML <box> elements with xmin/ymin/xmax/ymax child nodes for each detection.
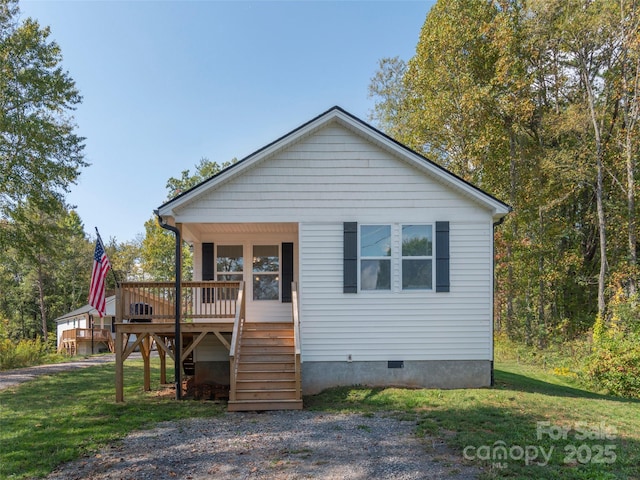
<box><xmin>55</xmin><ymin>296</ymin><xmax>115</xmax><ymax>355</ymax></box>
<box><xmin>117</xmin><ymin>106</ymin><xmax>509</xmax><ymax>411</ymax></box>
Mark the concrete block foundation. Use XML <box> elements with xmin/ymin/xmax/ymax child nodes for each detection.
<box><xmin>301</xmin><ymin>360</ymin><xmax>491</xmax><ymax>395</ymax></box>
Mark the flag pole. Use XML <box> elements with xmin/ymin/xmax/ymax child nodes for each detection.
<box><xmin>95</xmin><ymin>227</ymin><xmax>120</xmax><ymax>288</ymax></box>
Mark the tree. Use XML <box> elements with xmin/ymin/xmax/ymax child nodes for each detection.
<box><xmin>2</xmin><ymin>200</ymin><xmax>93</xmax><ymax>344</ymax></box>
<box><xmin>165</xmin><ymin>157</ymin><xmax>235</xmax><ymax>199</ymax></box>
<box><xmin>140</xmin><ymin>158</ymin><xmax>236</xmax><ymax>281</ymax></box>
<box><xmin>0</xmin><ymin>0</ymin><xmax>86</xmax><ymax>344</ymax></box>
<box><xmin>0</xmin><ymin>0</ymin><xmax>86</xmax><ymax>230</ymax></box>
<box><xmin>369</xmin><ymin>0</ymin><xmax>639</xmax><ymax>344</ymax></box>
<box><xmin>140</xmin><ymin>217</ymin><xmax>192</xmax><ymax>281</ymax></box>
<box><xmin>368</xmin><ymin>56</ymin><xmax>409</xmax><ymax>140</ymax></box>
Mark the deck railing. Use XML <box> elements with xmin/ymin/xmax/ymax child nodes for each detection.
<box><xmin>59</xmin><ymin>328</ymin><xmax>112</xmax><ymax>343</ymax></box>
<box><xmin>229</xmin><ymin>282</ymin><xmax>246</xmax><ymax>402</ymax></box>
<box><xmin>292</xmin><ymin>282</ymin><xmax>302</xmax><ymax>398</ymax></box>
<box><xmin>58</xmin><ymin>328</ymin><xmax>113</xmax><ymax>354</ymax></box>
<box><xmin>116</xmin><ymin>281</ymin><xmax>241</xmax><ymax>323</ymax></box>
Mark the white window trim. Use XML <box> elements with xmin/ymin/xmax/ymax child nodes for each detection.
<box><xmin>400</xmin><ymin>223</ymin><xmax>435</xmax><ymax>291</ymax></box>
<box><xmin>359</xmin><ymin>224</ymin><xmax>392</xmax><ymax>292</ymax></box>
<box><xmin>358</xmin><ymin>223</ymin><xmax>436</xmax><ymax>293</ymax></box>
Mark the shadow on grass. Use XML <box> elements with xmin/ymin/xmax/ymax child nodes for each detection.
<box><xmin>494</xmin><ymin>369</ymin><xmax>640</xmax><ymax>404</ymax></box>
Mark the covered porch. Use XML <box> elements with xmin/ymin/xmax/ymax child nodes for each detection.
<box><xmin>114</xmin><ymin>279</ymin><xmax>302</xmax><ymax>410</ymax></box>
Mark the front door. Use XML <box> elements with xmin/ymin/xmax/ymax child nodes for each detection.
<box><xmin>212</xmin><ymin>236</ymin><xmax>295</xmax><ymax>323</ymax></box>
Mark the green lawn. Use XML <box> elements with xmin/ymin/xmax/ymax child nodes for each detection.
<box><xmin>1</xmin><ymin>359</ymin><xmax>638</xmax><ymax>479</ymax></box>
<box><xmin>0</xmin><ymin>361</ymin><xmax>225</xmax><ymax>479</ymax></box>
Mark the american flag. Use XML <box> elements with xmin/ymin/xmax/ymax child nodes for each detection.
<box><xmin>89</xmin><ymin>238</ymin><xmax>112</xmax><ymax>318</ymax></box>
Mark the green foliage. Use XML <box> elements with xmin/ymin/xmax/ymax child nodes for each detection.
<box><xmin>0</xmin><ymin>0</ymin><xmax>91</xmax><ymax>345</ymax></box>
<box><xmin>165</xmin><ymin>157</ymin><xmax>236</xmax><ymax>200</ymax></box>
<box><xmin>0</xmin><ymin>337</ymin><xmax>63</xmax><ymax>370</ymax></box>
<box><xmin>104</xmin><ymin>236</ymin><xmax>143</xmax><ymax>285</ymax></box>
<box><xmin>140</xmin><ymin>157</ymin><xmax>238</xmax><ymax>282</ymax></box>
<box><xmin>586</xmin><ymin>336</ymin><xmax>640</xmax><ymax>398</ymax></box>
<box><xmin>592</xmin><ymin>314</ymin><xmax>607</xmax><ymax>345</ymax></box>
<box><xmin>140</xmin><ymin>216</ymin><xmax>193</xmax><ymax>281</ymax></box>
<box><xmin>370</xmin><ymin>0</ymin><xmax>640</xmax><ymax>346</ymax></box>
<box><xmin>0</xmin><ymin>0</ymin><xmax>86</xmax><ymax>223</ymax></box>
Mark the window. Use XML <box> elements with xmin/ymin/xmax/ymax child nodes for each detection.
<box><xmin>212</xmin><ymin>245</ymin><xmax>243</xmax><ymax>302</ymax></box>
<box><xmin>253</xmin><ymin>245</ymin><xmax>279</xmax><ymax>300</ymax></box>
<box><xmin>216</xmin><ymin>245</ymin><xmax>243</xmax><ymax>282</ymax></box>
<box><xmin>360</xmin><ymin>225</ymin><xmax>391</xmax><ymax>291</ymax></box>
<box><xmin>402</xmin><ymin>225</ymin><xmax>433</xmax><ymax>290</ymax></box>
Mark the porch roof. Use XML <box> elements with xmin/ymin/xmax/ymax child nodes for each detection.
<box><xmin>179</xmin><ymin>222</ymin><xmax>298</xmax><ymax>243</ymax></box>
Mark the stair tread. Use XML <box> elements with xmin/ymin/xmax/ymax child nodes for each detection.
<box><xmin>236</xmin><ymin>387</ymin><xmax>296</xmax><ymax>393</ymax></box>
<box><xmin>229</xmin><ymin>399</ymin><xmax>301</xmax><ymax>404</ymax></box>
<box><xmin>237</xmin><ymin>371</ymin><xmax>295</xmax><ymax>375</ymax></box>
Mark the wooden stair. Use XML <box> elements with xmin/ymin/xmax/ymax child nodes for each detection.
<box><xmin>228</xmin><ymin>322</ymin><xmax>302</xmax><ymax>411</ymax></box>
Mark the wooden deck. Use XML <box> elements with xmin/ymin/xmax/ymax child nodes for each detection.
<box><xmin>114</xmin><ymin>281</ymin><xmax>303</xmax><ymax>411</ymax></box>
<box><xmin>58</xmin><ymin>328</ymin><xmax>114</xmax><ymax>355</ymax></box>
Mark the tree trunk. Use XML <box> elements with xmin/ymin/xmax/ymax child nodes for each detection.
<box><xmin>582</xmin><ymin>60</ymin><xmax>608</xmax><ymax>318</ymax></box>
<box><xmin>36</xmin><ymin>262</ymin><xmax>48</xmax><ymax>345</ymax></box>
<box><xmin>626</xmin><ymin>127</ymin><xmax>637</xmax><ymax>295</ymax></box>
<box><xmin>596</xmin><ymin>155</ymin><xmax>608</xmax><ymax>317</ymax></box>
<box><xmin>538</xmin><ymin>207</ymin><xmax>546</xmax><ymax>343</ymax></box>
<box><xmin>506</xmin><ymin>126</ymin><xmax>518</xmax><ymax>332</ymax></box>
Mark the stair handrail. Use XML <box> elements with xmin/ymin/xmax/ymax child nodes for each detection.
<box><xmin>229</xmin><ymin>281</ymin><xmax>245</xmax><ymax>402</ymax></box>
<box><xmin>292</xmin><ymin>281</ymin><xmax>302</xmax><ymax>400</ymax></box>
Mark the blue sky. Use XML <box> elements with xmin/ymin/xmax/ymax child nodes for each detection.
<box><xmin>20</xmin><ymin>0</ymin><xmax>434</xmax><ymax>243</ymax></box>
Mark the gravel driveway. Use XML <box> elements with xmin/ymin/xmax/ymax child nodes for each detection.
<box><xmin>46</xmin><ymin>411</ymin><xmax>479</xmax><ymax>480</ymax></box>
<box><xmin>0</xmin><ymin>354</ymin><xmax>119</xmax><ymax>391</ymax></box>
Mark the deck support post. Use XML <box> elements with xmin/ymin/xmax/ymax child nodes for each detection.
<box><xmin>159</xmin><ymin>340</ymin><xmax>167</xmax><ymax>384</ymax></box>
<box><xmin>142</xmin><ymin>334</ymin><xmax>151</xmax><ymax>392</ymax></box>
<box><xmin>115</xmin><ymin>326</ymin><xmax>124</xmax><ymax>403</ymax></box>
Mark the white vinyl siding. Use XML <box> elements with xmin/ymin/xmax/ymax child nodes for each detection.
<box><xmin>299</xmin><ymin>220</ymin><xmax>493</xmax><ymax>362</ymax></box>
<box><xmin>177</xmin><ymin>122</ymin><xmax>496</xmax><ymax>361</ymax></box>
<box><xmin>172</xmin><ymin>124</ymin><xmax>485</xmax><ymax>224</ymax></box>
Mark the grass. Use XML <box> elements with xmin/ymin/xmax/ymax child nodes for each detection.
<box><xmin>1</xmin><ymin>358</ymin><xmax>638</xmax><ymax>479</ymax></box>
<box><xmin>306</xmin><ymin>362</ymin><xmax>640</xmax><ymax>479</ymax></box>
<box><xmin>0</xmin><ymin>359</ymin><xmax>225</xmax><ymax>479</ymax></box>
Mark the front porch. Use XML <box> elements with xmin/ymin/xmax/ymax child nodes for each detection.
<box><xmin>114</xmin><ymin>281</ymin><xmax>302</xmax><ymax>411</ymax></box>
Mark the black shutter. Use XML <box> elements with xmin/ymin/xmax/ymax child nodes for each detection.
<box><xmin>344</xmin><ymin>222</ymin><xmax>358</xmax><ymax>293</ymax></box>
<box><xmin>281</xmin><ymin>242</ymin><xmax>294</xmax><ymax>303</ymax></box>
<box><xmin>435</xmin><ymin>222</ymin><xmax>450</xmax><ymax>292</ymax></box>
<box><xmin>202</xmin><ymin>243</ymin><xmax>215</xmax><ymax>280</ymax></box>
<box><xmin>202</xmin><ymin>243</ymin><xmax>215</xmax><ymax>303</ymax></box>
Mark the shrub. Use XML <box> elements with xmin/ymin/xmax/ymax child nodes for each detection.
<box><xmin>0</xmin><ymin>337</ymin><xmax>49</xmax><ymax>370</ymax></box>
<box><xmin>586</xmin><ymin>338</ymin><xmax>640</xmax><ymax>398</ymax></box>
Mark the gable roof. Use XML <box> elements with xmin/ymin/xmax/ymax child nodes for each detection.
<box><xmin>55</xmin><ymin>296</ymin><xmax>116</xmax><ymax>323</ymax></box>
<box><xmin>157</xmin><ymin>106</ymin><xmax>511</xmax><ymax>220</ymax></box>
